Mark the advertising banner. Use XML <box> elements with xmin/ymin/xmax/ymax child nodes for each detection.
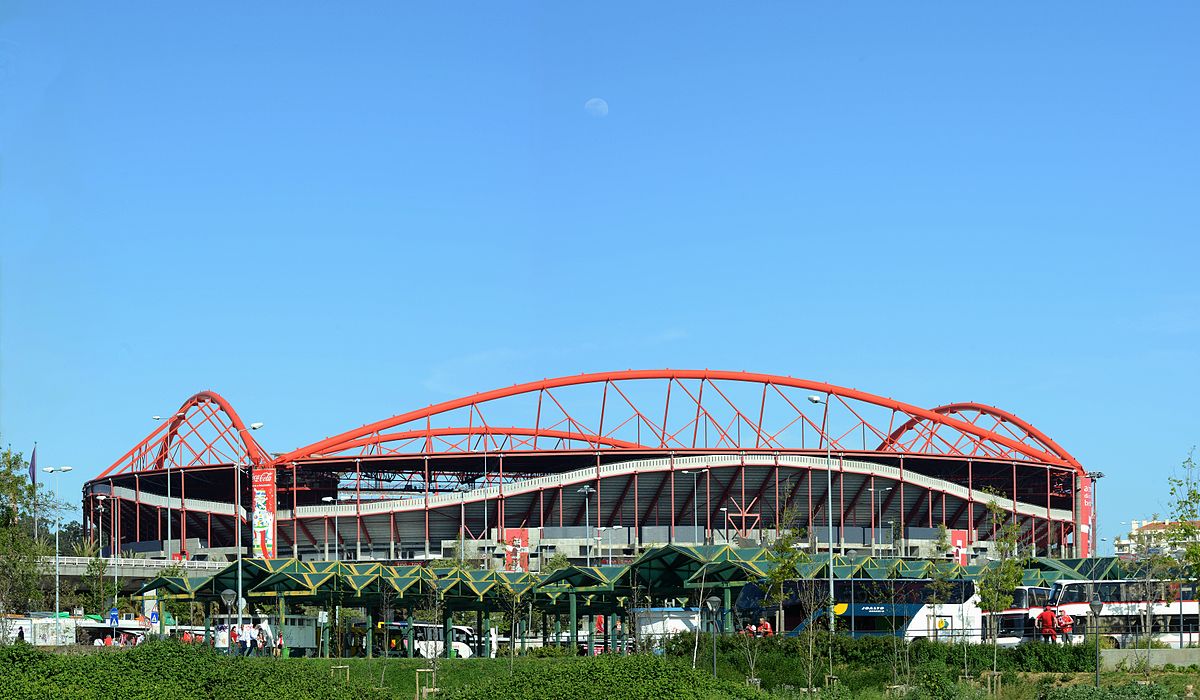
<box><xmin>1079</xmin><ymin>476</ymin><xmax>1094</xmax><ymax>557</ymax></box>
<box><xmin>251</xmin><ymin>467</ymin><xmax>276</xmax><ymax>558</ymax></box>
<box><xmin>948</xmin><ymin>529</ymin><xmax>969</xmax><ymax>566</ymax></box>
<box><xmin>502</xmin><ymin>528</ymin><xmax>530</xmax><ymax>572</ymax></box>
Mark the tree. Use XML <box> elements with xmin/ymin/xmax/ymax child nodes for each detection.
<box><xmin>926</xmin><ymin>524</ymin><xmax>954</xmax><ymax>643</ymax></box>
<box><xmin>1166</xmin><ymin>449</ymin><xmax>1200</xmax><ymax>644</ymax></box>
<box><xmin>976</xmin><ymin>498</ymin><xmax>1023</xmax><ymax>676</ymax></box>
<box><xmin>0</xmin><ymin>444</ymin><xmax>51</xmax><ymax>643</ymax></box>
<box><xmin>542</xmin><ymin>552</ymin><xmax>571</xmax><ymax>573</ymax></box>
<box><xmin>82</xmin><ymin>557</ymin><xmax>117</xmax><ymax>616</ymax></box>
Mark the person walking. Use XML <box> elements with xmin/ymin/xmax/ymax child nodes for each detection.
<box><xmin>1037</xmin><ymin>606</ymin><xmax>1058</xmax><ymax>644</ymax></box>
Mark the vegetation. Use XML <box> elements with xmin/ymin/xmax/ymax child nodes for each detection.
<box><xmin>438</xmin><ymin>653</ymin><xmax>768</xmax><ymax>700</ymax></box>
<box><xmin>976</xmin><ymin>497</ymin><xmax>1024</xmax><ymax>675</ymax></box>
<box><xmin>0</xmin><ymin>640</ymin><xmax>390</xmax><ymax>700</ymax></box>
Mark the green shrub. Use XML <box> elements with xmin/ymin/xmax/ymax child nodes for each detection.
<box><xmin>438</xmin><ymin>653</ymin><xmax>769</xmax><ymax>700</ymax></box>
<box><xmin>1047</xmin><ymin>683</ymin><xmax>1175</xmax><ymax>700</ymax></box>
<box><xmin>519</xmin><ymin>644</ymin><xmax>577</xmax><ymax>657</ymax></box>
<box><xmin>0</xmin><ymin>640</ymin><xmax>390</xmax><ymax>700</ymax></box>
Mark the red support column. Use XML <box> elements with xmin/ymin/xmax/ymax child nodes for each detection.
<box><xmin>669</xmin><ymin>454</ymin><xmax>676</xmax><ymax>542</ymax></box>
<box><xmin>499</xmin><ymin>454</ymin><xmax>506</xmax><ymax>541</ymax></box>
<box><xmin>292</xmin><ymin>463</ymin><xmax>299</xmax><ymax>556</ymax></box>
<box><xmin>429</xmin><ymin>456</ymin><xmax>434</xmax><ymax>557</ymax></box>
<box><xmin>773</xmin><ymin>455</ymin><xmax>780</xmax><ymax>530</ymax></box>
<box><xmin>633</xmin><ymin>473</ymin><xmax>640</xmax><ymax>546</ymax></box>
<box><xmin>967</xmin><ymin>460</ymin><xmax>974</xmax><ymax>544</ymax></box>
<box><xmin>595</xmin><ymin>453</ymin><xmax>601</xmax><ymax>531</ymax></box>
<box><xmin>705</xmin><ymin>467</ymin><xmax>712</xmax><ymax>540</ymax></box>
<box><xmin>899</xmin><ymin>456</ymin><xmax>906</xmax><ymax>549</ymax></box>
<box><xmin>135</xmin><ymin>474</ymin><xmax>141</xmax><ymax>541</ymax></box>
<box><xmin>180</xmin><ymin>470</ymin><xmax>186</xmax><ymax>554</ymax></box>
<box><xmin>927</xmin><ymin>491</ymin><xmax>933</xmax><ymax>528</ymax></box>
<box><xmin>1011</xmin><ymin>462</ymin><xmax>1018</xmax><ymax>526</ymax></box>
<box><xmin>355</xmin><ymin>458</ymin><xmax>362</xmax><ymax>557</ymax></box>
<box><xmin>838</xmin><ymin>454</ymin><xmax>845</xmax><ymax>545</ymax></box>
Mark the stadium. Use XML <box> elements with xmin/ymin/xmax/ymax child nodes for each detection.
<box><xmin>81</xmin><ymin>370</ymin><xmax>1095</xmax><ymax>569</ymax></box>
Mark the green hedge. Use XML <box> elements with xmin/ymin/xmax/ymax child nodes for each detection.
<box><xmin>438</xmin><ymin>654</ymin><xmax>769</xmax><ymax>700</ymax></box>
<box><xmin>1047</xmin><ymin>683</ymin><xmax>1176</xmax><ymax>700</ymax></box>
<box><xmin>0</xmin><ymin>641</ymin><xmax>391</xmax><ymax>700</ymax></box>
<box><xmin>665</xmin><ymin>633</ymin><xmax>1097</xmax><ymax>676</ymax></box>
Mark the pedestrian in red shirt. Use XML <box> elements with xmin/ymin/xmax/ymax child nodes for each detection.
<box><xmin>1036</xmin><ymin>606</ymin><xmax>1058</xmax><ymax>644</ymax></box>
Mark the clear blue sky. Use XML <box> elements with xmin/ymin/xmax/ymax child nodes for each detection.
<box><xmin>2</xmin><ymin>3</ymin><xmax>1197</xmax><ymax>550</ymax></box>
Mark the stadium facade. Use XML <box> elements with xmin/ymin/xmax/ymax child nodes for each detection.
<box><xmin>82</xmin><ymin>370</ymin><xmax>1094</xmax><ymax>570</ymax></box>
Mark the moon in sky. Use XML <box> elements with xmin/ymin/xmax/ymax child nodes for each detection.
<box><xmin>584</xmin><ymin>98</ymin><xmax>609</xmax><ymax>117</ymax></box>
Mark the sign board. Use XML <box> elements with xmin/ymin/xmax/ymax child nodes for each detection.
<box><xmin>948</xmin><ymin>529</ymin><xmax>969</xmax><ymax>566</ymax></box>
<box><xmin>502</xmin><ymin>528</ymin><xmax>530</xmax><ymax>572</ymax></box>
<box><xmin>109</xmin><ymin>608</ymin><xmax>119</xmax><ymax>627</ymax></box>
<box><xmin>317</xmin><ymin>611</ymin><xmax>328</xmax><ymax>624</ymax></box>
<box><xmin>251</xmin><ymin>467</ymin><xmax>277</xmax><ymax>558</ymax></box>
<box><xmin>150</xmin><ymin>610</ymin><xmax>159</xmax><ymax>625</ymax></box>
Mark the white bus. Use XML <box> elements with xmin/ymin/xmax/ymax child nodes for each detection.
<box><xmin>1048</xmin><ymin>579</ymin><xmax>1200</xmax><ymax>649</ymax></box>
<box><xmin>383</xmin><ymin>621</ymin><xmax>486</xmax><ymax>658</ymax></box>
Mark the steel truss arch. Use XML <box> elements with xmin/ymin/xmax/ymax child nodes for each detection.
<box><xmin>271</xmin><ymin>370</ymin><xmax>1083</xmax><ymax>474</ymax></box>
<box><xmin>97</xmin><ymin>390</ymin><xmax>269</xmax><ymax>478</ymax></box>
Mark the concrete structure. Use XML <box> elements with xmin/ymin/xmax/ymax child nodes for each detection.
<box><xmin>1113</xmin><ymin>519</ymin><xmax>1200</xmax><ymax>558</ymax></box>
<box><xmin>82</xmin><ymin>371</ymin><xmax>1093</xmax><ymax>569</ymax></box>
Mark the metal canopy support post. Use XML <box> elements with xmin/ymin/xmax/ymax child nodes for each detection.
<box><xmin>569</xmin><ymin>592</ymin><xmax>578</xmax><ymax>648</ymax></box>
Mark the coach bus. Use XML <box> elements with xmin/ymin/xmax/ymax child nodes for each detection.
<box><xmin>737</xmin><ymin>579</ymin><xmax>1052</xmax><ymax>645</ymax></box>
<box><xmin>1046</xmin><ymin>579</ymin><xmax>1200</xmax><ymax>649</ymax></box>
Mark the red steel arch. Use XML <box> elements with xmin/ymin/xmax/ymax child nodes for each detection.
<box><xmin>271</xmin><ymin>370</ymin><xmax>1083</xmax><ymax>474</ymax></box>
<box><xmin>97</xmin><ymin>390</ymin><xmax>269</xmax><ymax>478</ymax></box>
<box><xmin>879</xmin><ymin>402</ymin><xmax>1081</xmax><ymax>470</ymax></box>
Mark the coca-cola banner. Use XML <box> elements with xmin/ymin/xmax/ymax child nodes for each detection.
<box><xmin>251</xmin><ymin>467</ymin><xmax>276</xmax><ymax>558</ymax></box>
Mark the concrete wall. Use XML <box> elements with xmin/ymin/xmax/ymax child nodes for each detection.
<box><xmin>1102</xmin><ymin>648</ymin><xmax>1200</xmax><ymax>670</ymax></box>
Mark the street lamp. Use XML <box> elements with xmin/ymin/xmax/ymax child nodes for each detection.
<box><xmin>221</xmin><ymin>588</ymin><xmax>236</xmax><ymax>654</ymax></box>
<box><xmin>458</xmin><ymin>484</ymin><xmax>471</xmax><ymax>564</ymax></box>
<box><xmin>705</xmin><ymin>595</ymin><xmax>722</xmax><ymax>677</ymax></box>
<box><xmin>95</xmin><ymin>494</ymin><xmax>118</xmax><ymax>617</ymax></box>
<box><xmin>152</xmin><ymin>412</ymin><xmax>185</xmax><ymax>560</ymax></box>
<box><xmin>719</xmin><ymin>507</ymin><xmax>729</xmax><ymax>544</ymax></box>
<box><xmin>43</xmin><ymin>466</ymin><xmax>73</xmax><ymax>645</ymax></box>
<box><xmin>230</xmin><ymin>422</ymin><xmax>263</xmax><ymax>637</ymax></box>
<box><xmin>1090</xmin><ymin>596</ymin><xmax>1104</xmax><ymax>687</ymax></box>
<box><xmin>321</xmin><ymin>496</ymin><xmax>338</xmax><ymax>561</ymax></box>
<box><xmin>808</xmin><ymin>394</ymin><xmax>836</xmax><ymax>637</ymax></box>
<box><xmin>682</xmin><ymin>470</ymin><xmax>701</xmax><ymax>543</ymax></box>
<box><xmin>578</xmin><ymin>485</ymin><xmax>596</xmax><ymax>566</ymax></box>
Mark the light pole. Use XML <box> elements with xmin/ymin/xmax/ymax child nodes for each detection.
<box><xmin>233</xmin><ymin>422</ymin><xmax>263</xmax><ymax>634</ymax></box>
<box><xmin>152</xmin><ymin>413</ymin><xmax>185</xmax><ymax>560</ymax></box>
<box><xmin>705</xmin><ymin>595</ymin><xmax>722</xmax><ymax>677</ymax></box>
<box><xmin>682</xmin><ymin>470</ymin><xmax>701</xmax><ymax>543</ymax></box>
<box><xmin>322</xmin><ymin>496</ymin><xmax>338</xmax><ymax>561</ymax></box>
<box><xmin>1087</xmin><ymin>472</ymin><xmax>1105</xmax><ymax>557</ymax></box>
<box><xmin>44</xmin><ymin>466</ymin><xmax>73</xmax><ymax>645</ymax></box>
<box><xmin>719</xmin><ymin>507</ymin><xmax>729</xmax><ymax>544</ymax></box>
<box><xmin>808</xmin><ymin>395</ymin><xmax>836</xmax><ymax>636</ymax></box>
<box><xmin>96</xmin><ymin>495</ymin><xmax>107</xmax><ymax>558</ymax></box>
<box><xmin>95</xmin><ymin>492</ymin><xmax>117</xmax><ymax>619</ymax></box>
<box><xmin>458</xmin><ymin>485</ymin><xmax>470</xmax><ymax>563</ymax></box>
<box><xmin>1090</xmin><ymin>596</ymin><xmax>1104</xmax><ymax>687</ymax></box>
<box><xmin>578</xmin><ymin>485</ymin><xmax>595</xmax><ymax>566</ymax></box>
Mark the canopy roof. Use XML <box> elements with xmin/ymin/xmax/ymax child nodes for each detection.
<box><xmin>133</xmin><ymin>550</ymin><xmax>1149</xmax><ymax>614</ymax></box>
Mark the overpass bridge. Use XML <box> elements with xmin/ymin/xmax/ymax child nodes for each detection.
<box><xmin>38</xmin><ymin>557</ymin><xmax>226</xmax><ymax>594</ymax></box>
